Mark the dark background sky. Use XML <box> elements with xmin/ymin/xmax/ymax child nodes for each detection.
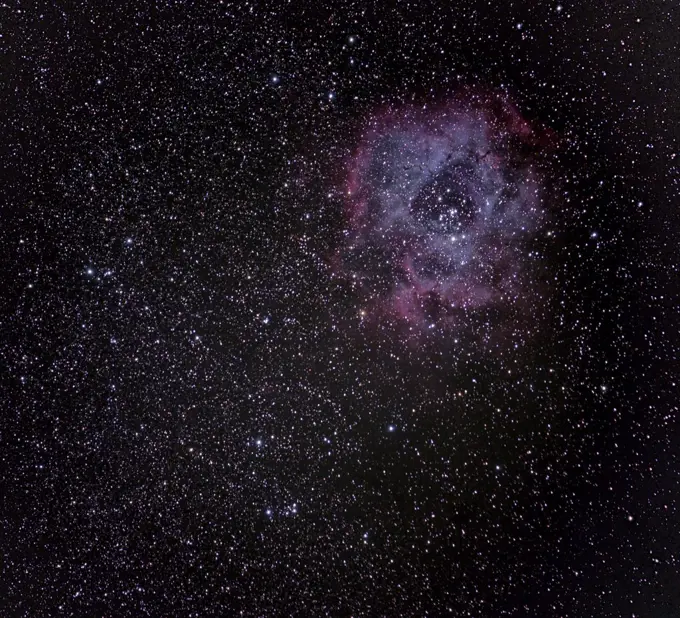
<box><xmin>1</xmin><ymin>1</ymin><xmax>678</xmax><ymax>616</ymax></box>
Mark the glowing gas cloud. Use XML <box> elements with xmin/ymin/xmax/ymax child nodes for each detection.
<box><xmin>338</xmin><ymin>91</ymin><xmax>554</xmax><ymax>341</ymax></box>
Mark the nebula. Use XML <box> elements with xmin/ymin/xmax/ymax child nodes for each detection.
<box><xmin>338</xmin><ymin>91</ymin><xmax>553</xmax><ymax>342</ymax></box>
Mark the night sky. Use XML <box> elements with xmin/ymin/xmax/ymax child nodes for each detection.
<box><xmin>2</xmin><ymin>1</ymin><xmax>679</xmax><ymax>616</ymax></box>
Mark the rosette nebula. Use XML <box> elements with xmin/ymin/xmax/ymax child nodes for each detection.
<box><xmin>339</xmin><ymin>92</ymin><xmax>553</xmax><ymax>342</ymax></box>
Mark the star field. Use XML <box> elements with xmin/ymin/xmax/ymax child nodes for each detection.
<box><xmin>1</xmin><ymin>2</ymin><xmax>679</xmax><ymax>617</ymax></box>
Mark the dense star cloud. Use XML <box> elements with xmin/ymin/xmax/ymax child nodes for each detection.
<box><xmin>1</xmin><ymin>1</ymin><xmax>678</xmax><ymax>617</ymax></box>
<box><xmin>339</xmin><ymin>92</ymin><xmax>553</xmax><ymax>342</ymax></box>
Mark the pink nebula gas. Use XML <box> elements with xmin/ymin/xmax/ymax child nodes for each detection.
<box><xmin>337</xmin><ymin>91</ymin><xmax>554</xmax><ymax>340</ymax></box>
